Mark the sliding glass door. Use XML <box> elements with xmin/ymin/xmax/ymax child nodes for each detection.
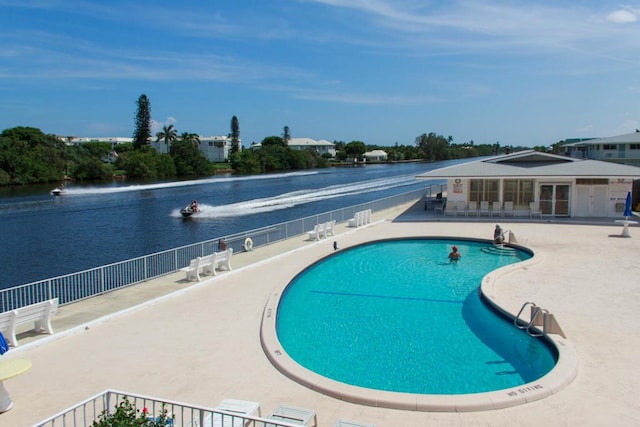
<box><xmin>539</xmin><ymin>184</ymin><xmax>570</xmax><ymax>216</ymax></box>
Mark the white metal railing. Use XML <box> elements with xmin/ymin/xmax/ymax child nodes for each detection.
<box><xmin>2</xmin><ymin>185</ymin><xmax>443</xmax><ymax>312</ymax></box>
<box><xmin>33</xmin><ymin>389</ymin><xmax>305</xmax><ymax>427</ymax></box>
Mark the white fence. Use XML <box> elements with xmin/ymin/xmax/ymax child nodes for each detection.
<box><xmin>2</xmin><ymin>186</ymin><xmax>442</xmax><ymax>312</ymax></box>
<box><xmin>34</xmin><ymin>389</ymin><xmax>304</xmax><ymax>427</ymax></box>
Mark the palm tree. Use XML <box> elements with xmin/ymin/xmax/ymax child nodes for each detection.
<box><xmin>155</xmin><ymin>124</ymin><xmax>178</xmax><ymax>146</ymax></box>
<box><xmin>180</xmin><ymin>132</ymin><xmax>201</xmax><ymax>147</ymax></box>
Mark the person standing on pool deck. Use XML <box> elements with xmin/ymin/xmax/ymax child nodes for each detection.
<box><xmin>448</xmin><ymin>246</ymin><xmax>461</xmax><ymax>262</ymax></box>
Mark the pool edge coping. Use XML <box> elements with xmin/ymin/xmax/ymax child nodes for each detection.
<box><xmin>259</xmin><ymin>237</ymin><xmax>579</xmax><ymax>412</ymax></box>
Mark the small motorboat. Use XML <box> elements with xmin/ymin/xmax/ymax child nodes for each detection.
<box><xmin>50</xmin><ymin>187</ymin><xmax>65</xmax><ymax>196</ymax></box>
<box><xmin>180</xmin><ymin>200</ymin><xmax>200</xmax><ymax>217</ymax></box>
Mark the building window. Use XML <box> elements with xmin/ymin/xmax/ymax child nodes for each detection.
<box><xmin>502</xmin><ymin>179</ymin><xmax>535</xmax><ymax>207</ymax></box>
<box><xmin>469</xmin><ymin>179</ymin><xmax>499</xmax><ymax>202</ymax></box>
<box><xmin>603</xmin><ymin>144</ymin><xmax>616</xmax><ymax>150</ymax></box>
<box><xmin>630</xmin><ymin>144</ymin><xmax>640</xmax><ymax>150</ymax></box>
<box><xmin>576</xmin><ymin>178</ymin><xmax>608</xmax><ymax>185</ymax></box>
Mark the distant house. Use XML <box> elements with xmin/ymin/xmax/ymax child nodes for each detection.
<box><xmin>364</xmin><ymin>150</ymin><xmax>388</xmax><ymax>162</ymax></box>
<box><xmin>66</xmin><ymin>137</ymin><xmax>133</xmax><ymax>147</ymax></box>
<box><xmin>147</xmin><ymin>135</ymin><xmax>239</xmax><ymax>162</ymax></box>
<box><xmin>416</xmin><ymin>150</ymin><xmax>640</xmax><ymax>218</ymax></box>
<box><xmin>563</xmin><ymin>131</ymin><xmax>640</xmax><ymax>167</ymax></box>
<box><xmin>198</xmin><ymin>136</ymin><xmax>236</xmax><ymax>162</ymax></box>
<box><xmin>251</xmin><ymin>138</ymin><xmax>336</xmax><ymax>157</ymax></box>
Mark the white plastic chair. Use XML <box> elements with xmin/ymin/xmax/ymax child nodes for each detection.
<box><xmin>467</xmin><ymin>200</ymin><xmax>478</xmax><ymax>216</ymax></box>
<box><xmin>503</xmin><ymin>201</ymin><xmax>515</xmax><ymax>217</ymax></box>
<box><xmin>530</xmin><ymin>202</ymin><xmax>542</xmax><ymax>218</ymax></box>
<box><xmin>479</xmin><ymin>201</ymin><xmax>490</xmax><ymax>216</ymax></box>
<box><xmin>491</xmin><ymin>201</ymin><xmax>502</xmax><ymax>217</ymax></box>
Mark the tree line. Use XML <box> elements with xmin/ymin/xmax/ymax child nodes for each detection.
<box><xmin>0</xmin><ymin>93</ymin><xmax>540</xmax><ymax>186</ymax></box>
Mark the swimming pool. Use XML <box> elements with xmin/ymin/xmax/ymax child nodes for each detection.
<box><xmin>274</xmin><ymin>239</ymin><xmax>556</xmax><ymax>396</ymax></box>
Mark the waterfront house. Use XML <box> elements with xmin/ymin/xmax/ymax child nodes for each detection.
<box><xmin>416</xmin><ymin>150</ymin><xmax>640</xmax><ymax>218</ymax></box>
<box><xmin>562</xmin><ymin>131</ymin><xmax>640</xmax><ymax>167</ymax></box>
<box><xmin>364</xmin><ymin>149</ymin><xmax>388</xmax><ymax>162</ymax></box>
<box><xmin>251</xmin><ymin>137</ymin><xmax>336</xmax><ymax>157</ymax></box>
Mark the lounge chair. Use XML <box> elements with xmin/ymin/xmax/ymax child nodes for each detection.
<box><xmin>195</xmin><ymin>399</ymin><xmax>260</xmax><ymax>427</ymax></box>
<box><xmin>214</xmin><ymin>399</ymin><xmax>260</xmax><ymax>427</ymax></box>
<box><xmin>267</xmin><ymin>404</ymin><xmax>317</xmax><ymax>426</ymax></box>
<box><xmin>443</xmin><ymin>201</ymin><xmax>456</xmax><ymax>216</ymax></box>
<box><xmin>455</xmin><ymin>200</ymin><xmax>467</xmax><ymax>216</ymax></box>
<box><xmin>529</xmin><ymin>201</ymin><xmax>542</xmax><ymax>218</ymax></box>
<box><xmin>479</xmin><ymin>201</ymin><xmax>490</xmax><ymax>216</ymax></box>
<box><xmin>467</xmin><ymin>200</ymin><xmax>478</xmax><ymax>216</ymax></box>
<box><xmin>503</xmin><ymin>201</ymin><xmax>514</xmax><ymax>217</ymax></box>
<box><xmin>491</xmin><ymin>201</ymin><xmax>502</xmax><ymax>217</ymax></box>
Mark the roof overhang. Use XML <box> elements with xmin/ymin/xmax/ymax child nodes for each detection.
<box><xmin>416</xmin><ymin>151</ymin><xmax>640</xmax><ymax>180</ymax></box>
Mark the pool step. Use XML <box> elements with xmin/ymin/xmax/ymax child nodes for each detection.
<box><xmin>480</xmin><ymin>245</ymin><xmax>520</xmax><ymax>256</ymax></box>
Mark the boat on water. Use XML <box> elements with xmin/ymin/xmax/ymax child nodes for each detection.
<box><xmin>50</xmin><ymin>185</ymin><xmax>65</xmax><ymax>196</ymax></box>
<box><xmin>180</xmin><ymin>200</ymin><xmax>200</xmax><ymax>217</ymax></box>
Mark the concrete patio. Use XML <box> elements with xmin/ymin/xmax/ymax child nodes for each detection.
<box><xmin>4</xmin><ymin>200</ymin><xmax>640</xmax><ymax>426</ymax></box>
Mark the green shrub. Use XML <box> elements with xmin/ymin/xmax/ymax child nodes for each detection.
<box><xmin>92</xmin><ymin>396</ymin><xmax>174</xmax><ymax>427</ymax></box>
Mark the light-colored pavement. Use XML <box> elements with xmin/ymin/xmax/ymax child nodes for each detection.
<box><xmin>4</xmin><ymin>201</ymin><xmax>640</xmax><ymax>426</ymax></box>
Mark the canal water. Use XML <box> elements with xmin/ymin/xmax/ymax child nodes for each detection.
<box><xmin>0</xmin><ymin>160</ymin><xmax>463</xmax><ymax>288</ymax></box>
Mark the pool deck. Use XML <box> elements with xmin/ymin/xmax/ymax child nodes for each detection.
<box><xmin>5</xmin><ymin>200</ymin><xmax>640</xmax><ymax>426</ymax></box>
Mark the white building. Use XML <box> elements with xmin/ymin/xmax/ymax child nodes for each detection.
<box><xmin>198</xmin><ymin>136</ymin><xmax>236</xmax><ymax>162</ymax></box>
<box><xmin>75</xmin><ymin>135</ymin><xmax>235</xmax><ymax>162</ymax></box>
<box><xmin>65</xmin><ymin>137</ymin><xmax>133</xmax><ymax>147</ymax></box>
<box><xmin>416</xmin><ymin>150</ymin><xmax>640</xmax><ymax>218</ymax></box>
<box><xmin>151</xmin><ymin>135</ymin><xmax>237</xmax><ymax>161</ymax></box>
<box><xmin>563</xmin><ymin>131</ymin><xmax>640</xmax><ymax>167</ymax></box>
<box><xmin>364</xmin><ymin>150</ymin><xmax>388</xmax><ymax>161</ymax></box>
<box><xmin>251</xmin><ymin>138</ymin><xmax>336</xmax><ymax>157</ymax></box>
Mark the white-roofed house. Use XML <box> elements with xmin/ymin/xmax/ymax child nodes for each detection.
<box><xmin>363</xmin><ymin>149</ymin><xmax>388</xmax><ymax>162</ymax></box>
<box><xmin>251</xmin><ymin>138</ymin><xmax>336</xmax><ymax>158</ymax></box>
<box><xmin>416</xmin><ymin>150</ymin><xmax>640</xmax><ymax>218</ymax></box>
<box><xmin>287</xmin><ymin>138</ymin><xmax>336</xmax><ymax>157</ymax></box>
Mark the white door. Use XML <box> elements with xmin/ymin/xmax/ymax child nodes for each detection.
<box><xmin>575</xmin><ymin>186</ymin><xmax>607</xmax><ymax>217</ymax></box>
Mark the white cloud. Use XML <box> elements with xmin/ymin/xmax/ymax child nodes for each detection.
<box><xmin>607</xmin><ymin>8</ymin><xmax>638</xmax><ymax>23</ymax></box>
<box><xmin>151</xmin><ymin>117</ymin><xmax>177</xmax><ymax>134</ymax></box>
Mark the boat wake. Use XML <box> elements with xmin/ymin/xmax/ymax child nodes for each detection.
<box><xmin>171</xmin><ymin>173</ymin><xmax>423</xmax><ymax>218</ymax></box>
<box><xmin>58</xmin><ymin>171</ymin><xmax>320</xmax><ymax>196</ymax></box>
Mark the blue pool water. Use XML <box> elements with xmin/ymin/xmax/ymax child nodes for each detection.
<box><xmin>276</xmin><ymin>239</ymin><xmax>557</xmax><ymax>395</ymax></box>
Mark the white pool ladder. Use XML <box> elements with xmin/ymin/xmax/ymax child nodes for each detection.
<box><xmin>514</xmin><ymin>301</ymin><xmax>566</xmax><ymax>338</ymax></box>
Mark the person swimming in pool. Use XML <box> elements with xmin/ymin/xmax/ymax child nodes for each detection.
<box><xmin>448</xmin><ymin>246</ymin><xmax>461</xmax><ymax>262</ymax></box>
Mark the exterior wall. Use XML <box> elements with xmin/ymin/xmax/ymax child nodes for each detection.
<box><xmin>446</xmin><ymin>178</ymin><xmax>632</xmax><ymax>218</ymax></box>
<box><xmin>288</xmin><ymin>143</ymin><xmax>336</xmax><ymax>157</ymax></box>
<box><xmin>68</xmin><ymin>137</ymin><xmax>133</xmax><ymax>147</ymax></box>
<box><xmin>152</xmin><ymin>136</ymin><xmax>233</xmax><ymax>161</ymax></box>
<box><xmin>566</xmin><ymin>143</ymin><xmax>640</xmax><ymax>167</ymax></box>
<box><xmin>199</xmin><ymin>136</ymin><xmax>232</xmax><ymax>162</ymax></box>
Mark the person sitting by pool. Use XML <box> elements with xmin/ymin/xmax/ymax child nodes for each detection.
<box><xmin>494</xmin><ymin>224</ymin><xmax>505</xmax><ymax>245</ymax></box>
<box><xmin>448</xmin><ymin>246</ymin><xmax>461</xmax><ymax>262</ymax></box>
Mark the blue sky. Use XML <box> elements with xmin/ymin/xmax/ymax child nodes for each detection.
<box><xmin>1</xmin><ymin>1</ymin><xmax>640</xmax><ymax>148</ymax></box>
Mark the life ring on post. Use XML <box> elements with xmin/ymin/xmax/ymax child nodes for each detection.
<box><xmin>244</xmin><ymin>237</ymin><xmax>253</xmax><ymax>251</ymax></box>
